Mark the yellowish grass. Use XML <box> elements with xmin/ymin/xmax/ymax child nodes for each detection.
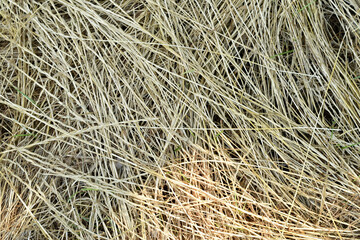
<box><xmin>1</xmin><ymin>0</ymin><xmax>360</xmax><ymax>239</ymax></box>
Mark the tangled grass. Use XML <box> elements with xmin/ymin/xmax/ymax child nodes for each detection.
<box><xmin>1</xmin><ymin>0</ymin><xmax>360</xmax><ymax>239</ymax></box>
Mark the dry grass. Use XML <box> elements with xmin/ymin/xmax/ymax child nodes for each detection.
<box><xmin>1</xmin><ymin>0</ymin><xmax>360</xmax><ymax>239</ymax></box>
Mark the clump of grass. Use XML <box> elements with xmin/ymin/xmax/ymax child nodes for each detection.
<box><xmin>1</xmin><ymin>0</ymin><xmax>360</xmax><ymax>239</ymax></box>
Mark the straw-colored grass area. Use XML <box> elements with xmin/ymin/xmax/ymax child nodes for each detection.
<box><xmin>1</xmin><ymin>0</ymin><xmax>360</xmax><ymax>239</ymax></box>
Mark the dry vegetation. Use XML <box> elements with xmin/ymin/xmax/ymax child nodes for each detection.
<box><xmin>1</xmin><ymin>0</ymin><xmax>360</xmax><ymax>239</ymax></box>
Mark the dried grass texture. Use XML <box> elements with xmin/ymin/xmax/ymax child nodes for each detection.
<box><xmin>1</xmin><ymin>0</ymin><xmax>360</xmax><ymax>239</ymax></box>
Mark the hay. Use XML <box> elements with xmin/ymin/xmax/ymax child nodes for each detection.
<box><xmin>1</xmin><ymin>0</ymin><xmax>360</xmax><ymax>239</ymax></box>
